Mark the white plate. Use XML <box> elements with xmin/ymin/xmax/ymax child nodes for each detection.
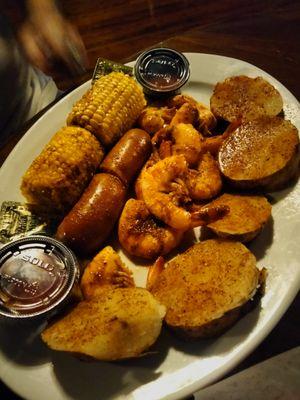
<box><xmin>0</xmin><ymin>53</ymin><xmax>299</xmax><ymax>400</ymax></box>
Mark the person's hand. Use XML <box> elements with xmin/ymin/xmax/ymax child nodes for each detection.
<box><xmin>18</xmin><ymin>0</ymin><xmax>87</xmax><ymax>75</ymax></box>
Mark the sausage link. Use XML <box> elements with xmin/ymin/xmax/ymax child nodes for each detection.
<box><xmin>56</xmin><ymin>173</ymin><xmax>127</xmax><ymax>256</ymax></box>
<box><xmin>100</xmin><ymin>129</ymin><xmax>152</xmax><ymax>187</ymax></box>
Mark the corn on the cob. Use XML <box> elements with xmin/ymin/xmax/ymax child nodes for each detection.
<box><xmin>67</xmin><ymin>72</ymin><xmax>146</xmax><ymax>147</ymax></box>
<box><xmin>21</xmin><ymin>126</ymin><xmax>104</xmax><ymax>213</ymax></box>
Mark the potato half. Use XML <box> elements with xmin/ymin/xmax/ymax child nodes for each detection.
<box><xmin>218</xmin><ymin>116</ymin><xmax>299</xmax><ymax>191</ymax></box>
<box><xmin>206</xmin><ymin>193</ymin><xmax>272</xmax><ymax>242</ymax></box>
<box><xmin>41</xmin><ymin>287</ymin><xmax>166</xmax><ymax>360</ymax></box>
<box><xmin>151</xmin><ymin>239</ymin><xmax>262</xmax><ymax>339</ymax></box>
<box><xmin>210</xmin><ymin>75</ymin><xmax>283</xmax><ymax>122</ymax></box>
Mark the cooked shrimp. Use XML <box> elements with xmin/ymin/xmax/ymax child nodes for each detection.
<box><xmin>203</xmin><ymin>120</ymin><xmax>241</xmax><ymax>156</ymax></box>
<box><xmin>171</xmin><ymin>123</ymin><xmax>204</xmax><ymax>166</ymax></box>
<box><xmin>139</xmin><ymin>155</ymin><xmax>192</xmax><ymax>230</ymax></box>
<box><xmin>152</xmin><ymin>123</ymin><xmax>204</xmax><ymax>167</ymax></box>
<box><xmin>203</xmin><ymin>134</ymin><xmax>225</xmax><ymax>156</ymax></box>
<box><xmin>185</xmin><ymin>152</ymin><xmax>222</xmax><ymax>201</ymax></box>
<box><xmin>196</xmin><ymin>101</ymin><xmax>217</xmax><ymax>133</ymax></box>
<box><xmin>170</xmin><ymin>102</ymin><xmax>198</xmax><ymax>126</ymax></box>
<box><xmin>118</xmin><ymin>199</ymin><xmax>184</xmax><ymax>259</ymax></box>
<box><xmin>138</xmin><ymin>106</ymin><xmax>175</xmax><ymax>135</ymax></box>
<box><xmin>168</xmin><ymin>94</ymin><xmax>217</xmax><ymax>133</ymax></box>
<box><xmin>135</xmin><ymin>151</ymin><xmax>160</xmax><ymax>199</ymax></box>
<box><xmin>80</xmin><ymin>246</ymin><xmax>134</xmax><ymax>299</ymax></box>
<box><xmin>189</xmin><ymin>203</ymin><xmax>229</xmax><ymax>227</ymax></box>
<box><xmin>139</xmin><ymin>154</ymin><xmax>224</xmax><ymax>230</ymax></box>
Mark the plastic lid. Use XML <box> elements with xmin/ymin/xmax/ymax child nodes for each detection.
<box><xmin>134</xmin><ymin>48</ymin><xmax>190</xmax><ymax>95</ymax></box>
<box><xmin>0</xmin><ymin>236</ymin><xmax>79</xmax><ymax>319</ymax></box>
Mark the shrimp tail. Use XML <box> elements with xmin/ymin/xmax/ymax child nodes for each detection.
<box><xmin>190</xmin><ymin>204</ymin><xmax>229</xmax><ymax>227</ymax></box>
<box><xmin>146</xmin><ymin>256</ymin><xmax>165</xmax><ymax>291</ymax></box>
<box><xmin>203</xmin><ymin>120</ymin><xmax>242</xmax><ymax>156</ymax></box>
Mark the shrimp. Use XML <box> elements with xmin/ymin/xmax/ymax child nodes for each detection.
<box><xmin>135</xmin><ymin>151</ymin><xmax>160</xmax><ymax>199</ymax></box>
<box><xmin>170</xmin><ymin>102</ymin><xmax>198</xmax><ymax>126</ymax></box>
<box><xmin>185</xmin><ymin>152</ymin><xmax>222</xmax><ymax>201</ymax></box>
<box><xmin>152</xmin><ymin>123</ymin><xmax>204</xmax><ymax>167</ymax></box>
<box><xmin>118</xmin><ymin>199</ymin><xmax>184</xmax><ymax>259</ymax></box>
<box><xmin>80</xmin><ymin>246</ymin><xmax>135</xmax><ymax>299</ymax></box>
<box><xmin>168</xmin><ymin>94</ymin><xmax>217</xmax><ymax>133</ymax></box>
<box><xmin>139</xmin><ymin>155</ymin><xmax>192</xmax><ymax>230</ymax></box>
<box><xmin>138</xmin><ymin>106</ymin><xmax>176</xmax><ymax>135</ymax></box>
<box><xmin>189</xmin><ymin>203</ymin><xmax>229</xmax><ymax>227</ymax></box>
<box><xmin>170</xmin><ymin>123</ymin><xmax>204</xmax><ymax>166</ymax></box>
<box><xmin>203</xmin><ymin>120</ymin><xmax>242</xmax><ymax>156</ymax></box>
<box><xmin>139</xmin><ymin>154</ymin><xmax>226</xmax><ymax>230</ymax></box>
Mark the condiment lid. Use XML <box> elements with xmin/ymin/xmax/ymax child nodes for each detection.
<box><xmin>0</xmin><ymin>236</ymin><xmax>79</xmax><ymax>319</ymax></box>
<box><xmin>134</xmin><ymin>48</ymin><xmax>190</xmax><ymax>95</ymax></box>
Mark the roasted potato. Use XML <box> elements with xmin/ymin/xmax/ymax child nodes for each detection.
<box><xmin>210</xmin><ymin>75</ymin><xmax>283</xmax><ymax>122</ymax></box>
<box><xmin>206</xmin><ymin>193</ymin><xmax>272</xmax><ymax>242</ymax></box>
<box><xmin>218</xmin><ymin>116</ymin><xmax>299</xmax><ymax>191</ymax></box>
<box><xmin>150</xmin><ymin>239</ymin><xmax>263</xmax><ymax>339</ymax></box>
<box><xmin>41</xmin><ymin>287</ymin><xmax>166</xmax><ymax>360</ymax></box>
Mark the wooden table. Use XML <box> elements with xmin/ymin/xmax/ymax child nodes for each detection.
<box><xmin>0</xmin><ymin>1</ymin><xmax>299</xmax><ymax>398</ymax></box>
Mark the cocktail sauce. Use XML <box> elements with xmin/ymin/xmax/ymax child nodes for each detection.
<box><xmin>0</xmin><ymin>236</ymin><xmax>79</xmax><ymax>319</ymax></box>
<box><xmin>134</xmin><ymin>48</ymin><xmax>190</xmax><ymax>96</ymax></box>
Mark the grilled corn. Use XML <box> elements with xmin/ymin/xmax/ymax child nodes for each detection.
<box><xmin>21</xmin><ymin>126</ymin><xmax>104</xmax><ymax>213</ymax></box>
<box><xmin>67</xmin><ymin>72</ymin><xmax>146</xmax><ymax>147</ymax></box>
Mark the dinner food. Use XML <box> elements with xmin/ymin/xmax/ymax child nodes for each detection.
<box><xmin>118</xmin><ymin>198</ymin><xmax>185</xmax><ymax>259</ymax></box>
<box><xmin>138</xmin><ymin>154</ymin><xmax>191</xmax><ymax>230</ymax></box>
<box><xmin>153</xmin><ymin>122</ymin><xmax>203</xmax><ymax>167</ymax></box>
<box><xmin>10</xmin><ymin>58</ymin><xmax>299</xmax><ymax>365</ymax></box>
<box><xmin>149</xmin><ymin>239</ymin><xmax>264</xmax><ymax>339</ymax></box>
<box><xmin>167</xmin><ymin>94</ymin><xmax>217</xmax><ymax>133</ymax></box>
<box><xmin>185</xmin><ymin>152</ymin><xmax>222</xmax><ymax>201</ymax></box>
<box><xmin>67</xmin><ymin>72</ymin><xmax>146</xmax><ymax>147</ymax></box>
<box><xmin>56</xmin><ymin>173</ymin><xmax>127</xmax><ymax>255</ymax></box>
<box><xmin>218</xmin><ymin>116</ymin><xmax>299</xmax><ymax>190</ymax></box>
<box><xmin>137</xmin><ymin>154</ymin><xmax>227</xmax><ymax>231</ymax></box>
<box><xmin>41</xmin><ymin>287</ymin><xmax>166</xmax><ymax>360</ymax></box>
<box><xmin>81</xmin><ymin>246</ymin><xmax>135</xmax><ymax>299</ymax></box>
<box><xmin>210</xmin><ymin>75</ymin><xmax>283</xmax><ymax>122</ymax></box>
<box><xmin>21</xmin><ymin>126</ymin><xmax>104</xmax><ymax>213</ymax></box>
<box><xmin>100</xmin><ymin>128</ymin><xmax>152</xmax><ymax>187</ymax></box>
<box><xmin>206</xmin><ymin>193</ymin><xmax>272</xmax><ymax>242</ymax></box>
<box><xmin>42</xmin><ymin>246</ymin><xmax>165</xmax><ymax>360</ymax></box>
<box><xmin>138</xmin><ymin>106</ymin><xmax>176</xmax><ymax>135</ymax></box>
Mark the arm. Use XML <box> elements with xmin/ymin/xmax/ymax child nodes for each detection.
<box><xmin>17</xmin><ymin>0</ymin><xmax>87</xmax><ymax>74</ymax></box>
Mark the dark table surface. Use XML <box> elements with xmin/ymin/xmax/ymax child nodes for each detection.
<box><xmin>1</xmin><ymin>1</ymin><xmax>299</xmax><ymax>399</ymax></box>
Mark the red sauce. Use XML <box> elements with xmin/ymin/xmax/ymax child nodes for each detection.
<box><xmin>134</xmin><ymin>48</ymin><xmax>190</xmax><ymax>95</ymax></box>
<box><xmin>0</xmin><ymin>237</ymin><xmax>79</xmax><ymax>318</ymax></box>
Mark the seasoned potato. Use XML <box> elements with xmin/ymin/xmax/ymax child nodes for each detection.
<box><xmin>41</xmin><ymin>287</ymin><xmax>166</xmax><ymax>360</ymax></box>
<box><xmin>206</xmin><ymin>193</ymin><xmax>272</xmax><ymax>242</ymax></box>
<box><xmin>218</xmin><ymin>116</ymin><xmax>299</xmax><ymax>191</ymax></box>
<box><xmin>150</xmin><ymin>239</ymin><xmax>262</xmax><ymax>339</ymax></box>
<box><xmin>210</xmin><ymin>75</ymin><xmax>283</xmax><ymax>122</ymax></box>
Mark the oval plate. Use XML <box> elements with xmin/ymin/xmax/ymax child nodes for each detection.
<box><xmin>0</xmin><ymin>53</ymin><xmax>299</xmax><ymax>400</ymax></box>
